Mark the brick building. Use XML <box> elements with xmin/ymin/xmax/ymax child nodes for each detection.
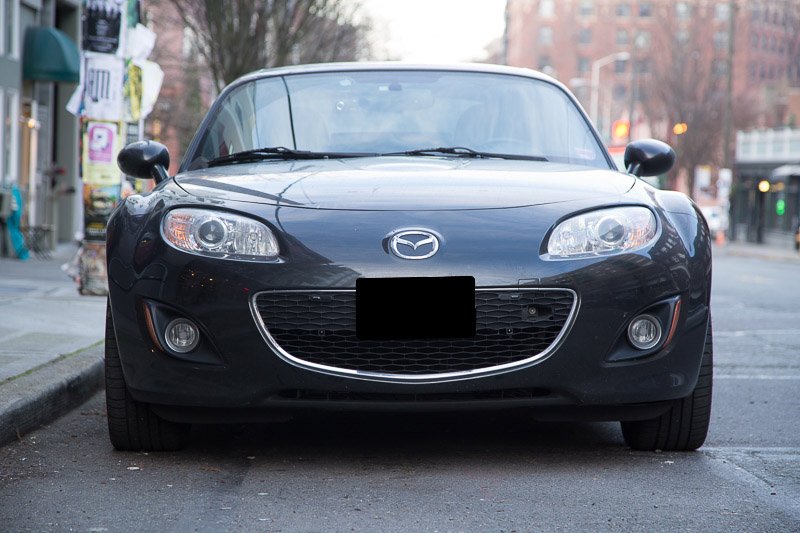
<box><xmin>141</xmin><ymin>0</ymin><xmax>215</xmax><ymax>175</ymax></box>
<box><xmin>504</xmin><ymin>0</ymin><xmax>800</xmax><ymax>145</ymax></box>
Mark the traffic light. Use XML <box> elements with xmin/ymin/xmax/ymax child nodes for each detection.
<box><xmin>776</xmin><ymin>199</ymin><xmax>786</xmax><ymax>216</ymax></box>
<box><xmin>758</xmin><ymin>180</ymin><xmax>770</xmax><ymax>193</ymax></box>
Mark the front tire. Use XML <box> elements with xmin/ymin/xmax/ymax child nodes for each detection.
<box><xmin>105</xmin><ymin>302</ymin><xmax>190</xmax><ymax>451</ymax></box>
<box><xmin>621</xmin><ymin>319</ymin><xmax>713</xmax><ymax>451</ymax></box>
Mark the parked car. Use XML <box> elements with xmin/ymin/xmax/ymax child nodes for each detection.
<box><xmin>108</xmin><ymin>63</ymin><xmax>712</xmax><ymax>451</ymax></box>
<box><xmin>699</xmin><ymin>205</ymin><xmax>729</xmax><ymax>239</ymax></box>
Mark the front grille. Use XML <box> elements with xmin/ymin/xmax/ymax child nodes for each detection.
<box><xmin>253</xmin><ymin>288</ymin><xmax>575</xmax><ymax>377</ymax></box>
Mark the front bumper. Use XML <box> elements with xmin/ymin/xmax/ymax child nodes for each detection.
<box><xmin>108</xmin><ymin>263</ymin><xmax>709</xmax><ymax>420</ymax></box>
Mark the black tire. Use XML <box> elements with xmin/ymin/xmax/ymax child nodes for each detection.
<box><xmin>105</xmin><ymin>302</ymin><xmax>190</xmax><ymax>451</ymax></box>
<box><xmin>621</xmin><ymin>319</ymin><xmax>713</xmax><ymax>451</ymax></box>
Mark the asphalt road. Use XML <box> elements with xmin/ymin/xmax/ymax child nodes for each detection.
<box><xmin>1</xmin><ymin>252</ymin><xmax>799</xmax><ymax>532</ymax></box>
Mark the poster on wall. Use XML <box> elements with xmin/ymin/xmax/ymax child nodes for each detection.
<box><xmin>123</xmin><ymin>59</ymin><xmax>163</xmax><ymax>122</ymax></box>
<box><xmin>78</xmin><ymin>242</ymin><xmax>110</xmax><ymax>295</ymax></box>
<box><xmin>71</xmin><ymin>0</ymin><xmax>145</xmax><ymax>295</ymax></box>
<box><xmin>82</xmin><ymin>0</ymin><xmax>127</xmax><ymax>55</ymax></box>
<box><xmin>83</xmin><ymin>53</ymin><xmax>125</xmax><ymax>121</ymax></box>
<box><xmin>82</xmin><ymin>121</ymin><xmax>122</xmax><ymax>242</ymax></box>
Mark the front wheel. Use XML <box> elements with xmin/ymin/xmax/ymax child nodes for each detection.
<box><xmin>621</xmin><ymin>319</ymin><xmax>713</xmax><ymax>451</ymax></box>
<box><xmin>105</xmin><ymin>302</ymin><xmax>190</xmax><ymax>451</ymax></box>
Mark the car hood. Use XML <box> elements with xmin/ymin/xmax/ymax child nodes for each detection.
<box><xmin>174</xmin><ymin>157</ymin><xmax>634</xmax><ymax>211</ymax></box>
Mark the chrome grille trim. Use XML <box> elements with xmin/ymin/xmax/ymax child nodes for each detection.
<box><xmin>249</xmin><ymin>287</ymin><xmax>579</xmax><ymax>384</ymax></box>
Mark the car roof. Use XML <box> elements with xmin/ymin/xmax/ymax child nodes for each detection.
<box><xmin>228</xmin><ymin>61</ymin><xmax>562</xmax><ymax>90</ymax></box>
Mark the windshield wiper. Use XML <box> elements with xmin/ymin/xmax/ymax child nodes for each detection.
<box><xmin>207</xmin><ymin>147</ymin><xmax>374</xmax><ymax>167</ymax></box>
<box><xmin>381</xmin><ymin>146</ymin><xmax>547</xmax><ymax>162</ymax></box>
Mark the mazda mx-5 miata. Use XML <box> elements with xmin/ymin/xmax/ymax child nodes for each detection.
<box><xmin>108</xmin><ymin>63</ymin><xmax>712</xmax><ymax>452</ymax></box>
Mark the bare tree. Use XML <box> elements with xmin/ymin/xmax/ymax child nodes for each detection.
<box><xmin>638</xmin><ymin>6</ymin><xmax>727</xmax><ymax>194</ymax></box>
<box><xmin>162</xmin><ymin>0</ymin><xmax>372</xmax><ymax>91</ymax></box>
<box><xmin>294</xmin><ymin>2</ymin><xmax>372</xmax><ymax>64</ymax></box>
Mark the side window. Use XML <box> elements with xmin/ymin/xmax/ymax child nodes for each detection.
<box><xmin>194</xmin><ymin>78</ymin><xmax>292</xmax><ymax>164</ymax></box>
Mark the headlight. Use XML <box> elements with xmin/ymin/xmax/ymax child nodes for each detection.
<box><xmin>161</xmin><ymin>208</ymin><xmax>279</xmax><ymax>261</ymax></box>
<box><xmin>545</xmin><ymin>206</ymin><xmax>657</xmax><ymax>259</ymax></box>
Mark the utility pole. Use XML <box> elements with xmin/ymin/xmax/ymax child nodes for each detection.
<box><xmin>722</xmin><ymin>0</ymin><xmax>736</xmax><ymax>172</ymax></box>
<box><xmin>627</xmin><ymin>53</ymin><xmax>637</xmax><ymax>144</ymax></box>
<box><xmin>721</xmin><ymin>0</ymin><xmax>736</xmax><ymax>240</ymax></box>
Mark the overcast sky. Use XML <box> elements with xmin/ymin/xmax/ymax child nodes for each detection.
<box><xmin>360</xmin><ymin>0</ymin><xmax>507</xmax><ymax>63</ymax></box>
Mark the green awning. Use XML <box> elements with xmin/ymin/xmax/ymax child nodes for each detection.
<box><xmin>23</xmin><ymin>27</ymin><xmax>80</xmax><ymax>83</ymax></box>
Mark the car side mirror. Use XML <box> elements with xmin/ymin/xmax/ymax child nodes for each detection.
<box><xmin>624</xmin><ymin>139</ymin><xmax>675</xmax><ymax>178</ymax></box>
<box><xmin>117</xmin><ymin>140</ymin><xmax>170</xmax><ymax>183</ymax></box>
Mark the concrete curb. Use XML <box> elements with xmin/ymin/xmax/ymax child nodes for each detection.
<box><xmin>0</xmin><ymin>344</ymin><xmax>104</xmax><ymax>448</ymax></box>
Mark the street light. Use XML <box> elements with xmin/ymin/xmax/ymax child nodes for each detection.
<box><xmin>589</xmin><ymin>52</ymin><xmax>631</xmax><ymax>127</ymax></box>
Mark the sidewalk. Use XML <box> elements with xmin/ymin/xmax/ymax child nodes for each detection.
<box><xmin>0</xmin><ymin>244</ymin><xmax>106</xmax><ymax>446</ymax></box>
<box><xmin>713</xmin><ymin>239</ymin><xmax>800</xmax><ymax>263</ymax></box>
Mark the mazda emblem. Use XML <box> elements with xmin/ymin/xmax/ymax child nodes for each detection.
<box><xmin>388</xmin><ymin>229</ymin><xmax>440</xmax><ymax>260</ymax></box>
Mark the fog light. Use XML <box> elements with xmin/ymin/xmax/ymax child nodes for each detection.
<box><xmin>164</xmin><ymin>318</ymin><xmax>200</xmax><ymax>353</ymax></box>
<box><xmin>627</xmin><ymin>314</ymin><xmax>662</xmax><ymax>350</ymax></box>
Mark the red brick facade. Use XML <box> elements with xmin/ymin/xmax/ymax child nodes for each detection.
<box><xmin>505</xmin><ymin>0</ymin><xmax>800</xmax><ymax>141</ymax></box>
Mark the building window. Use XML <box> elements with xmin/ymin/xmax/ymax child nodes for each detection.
<box><xmin>713</xmin><ymin>31</ymin><xmax>729</xmax><ymax>50</ymax></box>
<box><xmin>615</xmin><ymin>2</ymin><xmax>630</xmax><ymax>17</ymax></box>
<box><xmin>578</xmin><ymin>27</ymin><xmax>592</xmax><ymax>45</ymax></box>
<box><xmin>577</xmin><ymin>56</ymin><xmax>590</xmax><ymax>74</ymax></box>
<box><xmin>539</xmin><ymin>26</ymin><xmax>553</xmax><ymax>46</ymax></box>
<box><xmin>713</xmin><ymin>59</ymin><xmax>728</xmax><ymax>76</ymax></box>
<box><xmin>715</xmin><ymin>3</ymin><xmax>730</xmax><ymax>21</ymax></box>
<box><xmin>539</xmin><ymin>0</ymin><xmax>555</xmax><ymax>18</ymax></box>
<box><xmin>1</xmin><ymin>88</ymin><xmax>19</xmax><ymax>186</ymax></box>
<box><xmin>579</xmin><ymin>0</ymin><xmax>594</xmax><ymax>17</ymax></box>
<box><xmin>677</xmin><ymin>30</ymin><xmax>690</xmax><ymax>44</ymax></box>
<box><xmin>616</xmin><ymin>29</ymin><xmax>628</xmax><ymax>45</ymax></box>
<box><xmin>538</xmin><ymin>54</ymin><xmax>551</xmax><ymax>70</ymax></box>
<box><xmin>639</xmin><ymin>2</ymin><xmax>652</xmax><ymax>17</ymax></box>
<box><xmin>1</xmin><ymin>0</ymin><xmax>19</xmax><ymax>58</ymax></box>
<box><xmin>615</xmin><ymin>59</ymin><xmax>627</xmax><ymax>73</ymax></box>
<box><xmin>613</xmin><ymin>84</ymin><xmax>627</xmax><ymax>100</ymax></box>
<box><xmin>635</xmin><ymin>59</ymin><xmax>651</xmax><ymax>73</ymax></box>
<box><xmin>675</xmin><ymin>2</ymin><xmax>691</xmax><ymax>19</ymax></box>
<box><xmin>634</xmin><ymin>31</ymin><xmax>651</xmax><ymax>49</ymax></box>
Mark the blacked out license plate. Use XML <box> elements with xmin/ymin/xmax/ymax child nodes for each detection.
<box><xmin>356</xmin><ymin>276</ymin><xmax>476</xmax><ymax>340</ymax></box>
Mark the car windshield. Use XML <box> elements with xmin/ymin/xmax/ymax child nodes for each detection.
<box><xmin>186</xmin><ymin>70</ymin><xmax>609</xmax><ymax>170</ymax></box>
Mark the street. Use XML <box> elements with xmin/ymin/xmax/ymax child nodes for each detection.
<box><xmin>1</xmin><ymin>250</ymin><xmax>798</xmax><ymax>532</ymax></box>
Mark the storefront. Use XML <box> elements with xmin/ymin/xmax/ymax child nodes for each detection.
<box><xmin>732</xmin><ymin>128</ymin><xmax>800</xmax><ymax>248</ymax></box>
<box><xmin>0</xmin><ymin>0</ymin><xmax>81</xmax><ymax>257</ymax></box>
